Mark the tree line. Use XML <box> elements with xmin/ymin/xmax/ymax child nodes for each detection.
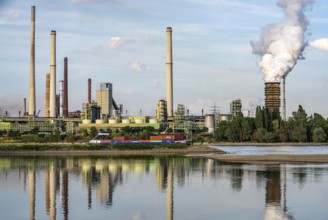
<box><xmin>215</xmin><ymin>105</ymin><xmax>328</xmax><ymax>143</ymax></box>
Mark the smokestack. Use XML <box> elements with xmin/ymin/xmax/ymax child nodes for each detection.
<box><xmin>63</xmin><ymin>57</ymin><xmax>68</xmax><ymax>117</ymax></box>
<box><xmin>49</xmin><ymin>30</ymin><xmax>56</xmax><ymax>117</ymax></box>
<box><xmin>29</xmin><ymin>6</ymin><xmax>36</xmax><ymax>116</ymax></box>
<box><xmin>166</xmin><ymin>27</ymin><xmax>173</xmax><ymax>117</ymax></box>
<box><xmin>45</xmin><ymin>73</ymin><xmax>50</xmax><ymax>117</ymax></box>
<box><xmin>265</xmin><ymin>82</ymin><xmax>281</xmax><ymax>111</ymax></box>
<box><xmin>59</xmin><ymin>80</ymin><xmax>64</xmax><ymax>117</ymax></box>
<box><xmin>282</xmin><ymin>77</ymin><xmax>286</xmax><ymax>121</ymax></box>
<box><xmin>88</xmin><ymin>78</ymin><xmax>91</xmax><ymax>103</ymax></box>
<box><xmin>24</xmin><ymin>98</ymin><xmax>27</xmax><ymax>116</ymax></box>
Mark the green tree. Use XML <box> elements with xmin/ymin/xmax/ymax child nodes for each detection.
<box><xmin>255</xmin><ymin>106</ymin><xmax>264</xmax><ymax>129</ymax></box>
<box><xmin>89</xmin><ymin>127</ymin><xmax>98</xmax><ymax>139</ymax></box>
<box><xmin>312</xmin><ymin>127</ymin><xmax>327</xmax><ymax>143</ymax></box>
<box><xmin>215</xmin><ymin>121</ymin><xmax>229</xmax><ymax>142</ymax></box>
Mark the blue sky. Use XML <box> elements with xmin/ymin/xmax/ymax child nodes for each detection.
<box><xmin>0</xmin><ymin>0</ymin><xmax>327</xmax><ymax>117</ymax></box>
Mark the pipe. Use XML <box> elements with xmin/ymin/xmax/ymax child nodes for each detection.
<box><xmin>88</xmin><ymin>78</ymin><xmax>91</xmax><ymax>103</ymax></box>
<box><xmin>59</xmin><ymin>80</ymin><xmax>64</xmax><ymax>117</ymax></box>
<box><xmin>29</xmin><ymin>6</ymin><xmax>36</xmax><ymax>116</ymax></box>
<box><xmin>24</xmin><ymin>98</ymin><xmax>27</xmax><ymax>116</ymax></box>
<box><xmin>166</xmin><ymin>27</ymin><xmax>173</xmax><ymax>117</ymax></box>
<box><xmin>63</xmin><ymin>57</ymin><xmax>68</xmax><ymax>117</ymax></box>
<box><xmin>49</xmin><ymin>30</ymin><xmax>56</xmax><ymax>117</ymax></box>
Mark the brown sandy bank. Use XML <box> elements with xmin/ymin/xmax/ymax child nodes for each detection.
<box><xmin>0</xmin><ymin>146</ymin><xmax>222</xmax><ymax>156</ymax></box>
<box><xmin>198</xmin><ymin>154</ymin><xmax>328</xmax><ymax>164</ymax></box>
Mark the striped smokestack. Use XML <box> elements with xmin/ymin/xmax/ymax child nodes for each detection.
<box><xmin>49</xmin><ymin>30</ymin><xmax>56</xmax><ymax>117</ymax></box>
<box><xmin>29</xmin><ymin>5</ymin><xmax>36</xmax><ymax>116</ymax></box>
<box><xmin>45</xmin><ymin>73</ymin><xmax>50</xmax><ymax>117</ymax></box>
<box><xmin>63</xmin><ymin>57</ymin><xmax>68</xmax><ymax>117</ymax></box>
<box><xmin>166</xmin><ymin>27</ymin><xmax>173</xmax><ymax>117</ymax></box>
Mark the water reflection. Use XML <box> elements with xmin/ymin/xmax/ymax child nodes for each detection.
<box><xmin>1</xmin><ymin>156</ymin><xmax>328</xmax><ymax>220</ymax></box>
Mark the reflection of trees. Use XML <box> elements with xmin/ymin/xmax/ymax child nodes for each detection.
<box><xmin>229</xmin><ymin>164</ymin><xmax>244</xmax><ymax>192</ymax></box>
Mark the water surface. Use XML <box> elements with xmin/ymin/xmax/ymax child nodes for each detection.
<box><xmin>1</xmin><ymin>156</ymin><xmax>328</xmax><ymax>220</ymax></box>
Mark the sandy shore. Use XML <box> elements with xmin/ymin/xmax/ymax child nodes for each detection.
<box><xmin>0</xmin><ymin>146</ymin><xmax>222</xmax><ymax>156</ymax></box>
<box><xmin>198</xmin><ymin>154</ymin><xmax>328</xmax><ymax>164</ymax></box>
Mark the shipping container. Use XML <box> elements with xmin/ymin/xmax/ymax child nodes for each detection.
<box><xmin>150</xmin><ymin>136</ymin><xmax>163</xmax><ymax>140</ymax></box>
<box><xmin>113</xmin><ymin>136</ymin><xmax>126</xmax><ymax>141</ymax></box>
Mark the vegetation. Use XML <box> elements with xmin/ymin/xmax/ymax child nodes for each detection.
<box><xmin>214</xmin><ymin>105</ymin><xmax>328</xmax><ymax>143</ymax></box>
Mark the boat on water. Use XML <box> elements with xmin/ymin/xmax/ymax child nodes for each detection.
<box><xmin>89</xmin><ymin>133</ymin><xmax>187</xmax><ymax>145</ymax></box>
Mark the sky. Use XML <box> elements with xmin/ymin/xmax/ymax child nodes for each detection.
<box><xmin>0</xmin><ymin>0</ymin><xmax>327</xmax><ymax>118</ymax></box>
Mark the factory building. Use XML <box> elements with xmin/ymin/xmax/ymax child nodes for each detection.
<box><xmin>157</xmin><ymin>99</ymin><xmax>167</xmax><ymax>123</ymax></box>
<box><xmin>96</xmin><ymin>83</ymin><xmax>113</xmax><ymax>119</ymax></box>
<box><xmin>265</xmin><ymin>82</ymin><xmax>281</xmax><ymax>111</ymax></box>
<box><xmin>230</xmin><ymin>99</ymin><xmax>242</xmax><ymax>117</ymax></box>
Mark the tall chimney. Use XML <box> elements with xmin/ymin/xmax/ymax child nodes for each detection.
<box><xmin>265</xmin><ymin>82</ymin><xmax>281</xmax><ymax>111</ymax></box>
<box><xmin>166</xmin><ymin>27</ymin><xmax>173</xmax><ymax>117</ymax></box>
<box><xmin>88</xmin><ymin>78</ymin><xmax>91</xmax><ymax>103</ymax></box>
<box><xmin>282</xmin><ymin>76</ymin><xmax>286</xmax><ymax>121</ymax></box>
<box><xmin>59</xmin><ymin>80</ymin><xmax>64</xmax><ymax>117</ymax></box>
<box><xmin>24</xmin><ymin>98</ymin><xmax>27</xmax><ymax>116</ymax></box>
<box><xmin>49</xmin><ymin>30</ymin><xmax>56</xmax><ymax>117</ymax></box>
<box><xmin>45</xmin><ymin>73</ymin><xmax>50</xmax><ymax>117</ymax></box>
<box><xmin>63</xmin><ymin>57</ymin><xmax>68</xmax><ymax>117</ymax></box>
<box><xmin>29</xmin><ymin>6</ymin><xmax>36</xmax><ymax>116</ymax></box>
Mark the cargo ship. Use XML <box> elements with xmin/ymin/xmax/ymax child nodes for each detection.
<box><xmin>89</xmin><ymin>133</ymin><xmax>187</xmax><ymax>145</ymax></box>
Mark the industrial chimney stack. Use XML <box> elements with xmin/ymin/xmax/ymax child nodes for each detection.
<box><xmin>49</xmin><ymin>30</ymin><xmax>56</xmax><ymax>117</ymax></box>
<box><xmin>88</xmin><ymin>78</ymin><xmax>92</xmax><ymax>103</ymax></box>
<box><xmin>29</xmin><ymin>6</ymin><xmax>36</xmax><ymax>116</ymax></box>
<box><xmin>282</xmin><ymin>77</ymin><xmax>286</xmax><ymax>121</ymax></box>
<box><xmin>63</xmin><ymin>57</ymin><xmax>68</xmax><ymax>117</ymax></box>
<box><xmin>166</xmin><ymin>27</ymin><xmax>173</xmax><ymax>117</ymax></box>
<box><xmin>45</xmin><ymin>73</ymin><xmax>50</xmax><ymax>117</ymax></box>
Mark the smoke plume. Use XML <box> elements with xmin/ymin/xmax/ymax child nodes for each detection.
<box><xmin>251</xmin><ymin>0</ymin><xmax>313</xmax><ymax>82</ymax></box>
<box><xmin>310</xmin><ymin>38</ymin><xmax>328</xmax><ymax>52</ymax></box>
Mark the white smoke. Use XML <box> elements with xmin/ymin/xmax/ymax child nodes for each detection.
<box><xmin>310</xmin><ymin>38</ymin><xmax>328</xmax><ymax>52</ymax></box>
<box><xmin>251</xmin><ymin>0</ymin><xmax>313</xmax><ymax>82</ymax></box>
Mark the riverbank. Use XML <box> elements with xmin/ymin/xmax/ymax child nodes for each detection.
<box><xmin>198</xmin><ymin>154</ymin><xmax>328</xmax><ymax>164</ymax></box>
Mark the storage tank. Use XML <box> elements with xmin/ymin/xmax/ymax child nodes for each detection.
<box><xmin>95</xmin><ymin>119</ymin><xmax>104</xmax><ymax>124</ymax></box>
<box><xmin>108</xmin><ymin>119</ymin><xmax>117</xmax><ymax>124</ymax></box>
<box><xmin>122</xmin><ymin>119</ymin><xmax>130</xmax><ymax>124</ymax></box>
<box><xmin>135</xmin><ymin>118</ymin><xmax>145</xmax><ymax>124</ymax></box>
<box><xmin>149</xmin><ymin>118</ymin><xmax>158</xmax><ymax>124</ymax></box>
<box><xmin>219</xmin><ymin>114</ymin><xmax>231</xmax><ymax>123</ymax></box>
<box><xmin>82</xmin><ymin>119</ymin><xmax>92</xmax><ymax>124</ymax></box>
<box><xmin>205</xmin><ymin>114</ymin><xmax>215</xmax><ymax>134</ymax></box>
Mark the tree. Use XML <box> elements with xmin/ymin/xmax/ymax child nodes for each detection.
<box><xmin>89</xmin><ymin>127</ymin><xmax>98</xmax><ymax>139</ymax></box>
<box><xmin>255</xmin><ymin>106</ymin><xmax>264</xmax><ymax>129</ymax></box>
<box><xmin>215</xmin><ymin>121</ymin><xmax>229</xmax><ymax>142</ymax></box>
<box><xmin>312</xmin><ymin>127</ymin><xmax>327</xmax><ymax>143</ymax></box>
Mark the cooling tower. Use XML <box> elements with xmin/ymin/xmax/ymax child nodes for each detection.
<box><xmin>166</xmin><ymin>27</ymin><xmax>173</xmax><ymax>117</ymax></box>
<box><xmin>45</xmin><ymin>73</ymin><xmax>50</xmax><ymax>117</ymax></box>
<box><xmin>265</xmin><ymin>82</ymin><xmax>281</xmax><ymax>111</ymax></box>
<box><xmin>63</xmin><ymin>57</ymin><xmax>68</xmax><ymax>117</ymax></box>
<box><xmin>49</xmin><ymin>30</ymin><xmax>56</xmax><ymax>117</ymax></box>
<box><xmin>29</xmin><ymin>6</ymin><xmax>36</xmax><ymax>116</ymax></box>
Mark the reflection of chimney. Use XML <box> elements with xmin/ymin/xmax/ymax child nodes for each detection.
<box><xmin>29</xmin><ymin>6</ymin><xmax>36</xmax><ymax>116</ymax></box>
<box><xmin>49</xmin><ymin>30</ymin><xmax>56</xmax><ymax>117</ymax></box>
<box><xmin>88</xmin><ymin>78</ymin><xmax>92</xmax><ymax>103</ymax></box>
<box><xmin>63</xmin><ymin>57</ymin><xmax>68</xmax><ymax>117</ymax></box>
<box><xmin>28</xmin><ymin>170</ymin><xmax>35</xmax><ymax>220</ymax></box>
<box><xmin>166</xmin><ymin>164</ymin><xmax>173</xmax><ymax>220</ymax></box>
<box><xmin>62</xmin><ymin>171</ymin><xmax>69</xmax><ymax>220</ymax></box>
<box><xmin>265</xmin><ymin>82</ymin><xmax>280</xmax><ymax>111</ymax></box>
<box><xmin>50</xmin><ymin>165</ymin><xmax>56</xmax><ymax>220</ymax></box>
<box><xmin>45</xmin><ymin>73</ymin><xmax>50</xmax><ymax>117</ymax></box>
<box><xmin>45</xmin><ymin>171</ymin><xmax>50</xmax><ymax>215</ymax></box>
<box><xmin>166</xmin><ymin>27</ymin><xmax>173</xmax><ymax>117</ymax></box>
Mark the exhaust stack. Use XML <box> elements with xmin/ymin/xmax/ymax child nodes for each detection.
<box><xmin>282</xmin><ymin>77</ymin><xmax>286</xmax><ymax>121</ymax></box>
<box><xmin>59</xmin><ymin>80</ymin><xmax>64</xmax><ymax>117</ymax></box>
<box><xmin>45</xmin><ymin>73</ymin><xmax>50</xmax><ymax>117</ymax></box>
<box><xmin>49</xmin><ymin>30</ymin><xmax>56</xmax><ymax>117</ymax></box>
<box><xmin>29</xmin><ymin>5</ymin><xmax>36</xmax><ymax>116</ymax></box>
<box><xmin>166</xmin><ymin>27</ymin><xmax>173</xmax><ymax>117</ymax></box>
<box><xmin>88</xmin><ymin>78</ymin><xmax>92</xmax><ymax>103</ymax></box>
<box><xmin>63</xmin><ymin>57</ymin><xmax>68</xmax><ymax>117</ymax></box>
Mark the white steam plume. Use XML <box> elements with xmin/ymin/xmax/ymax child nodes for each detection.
<box><xmin>310</xmin><ymin>38</ymin><xmax>328</xmax><ymax>52</ymax></box>
<box><xmin>251</xmin><ymin>0</ymin><xmax>313</xmax><ymax>82</ymax></box>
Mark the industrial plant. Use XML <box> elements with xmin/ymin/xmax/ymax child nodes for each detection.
<box><xmin>0</xmin><ymin>5</ymin><xmax>291</xmax><ymax>137</ymax></box>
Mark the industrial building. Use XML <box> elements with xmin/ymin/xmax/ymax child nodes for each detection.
<box><xmin>96</xmin><ymin>83</ymin><xmax>113</xmax><ymax>119</ymax></box>
<box><xmin>230</xmin><ymin>99</ymin><xmax>242</xmax><ymax>117</ymax></box>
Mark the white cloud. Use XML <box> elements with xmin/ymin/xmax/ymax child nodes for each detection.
<box><xmin>108</xmin><ymin>37</ymin><xmax>134</xmax><ymax>49</ymax></box>
<box><xmin>7</xmin><ymin>11</ymin><xmax>22</xmax><ymax>22</ymax></box>
<box><xmin>128</xmin><ymin>61</ymin><xmax>151</xmax><ymax>72</ymax></box>
<box><xmin>310</xmin><ymin>38</ymin><xmax>328</xmax><ymax>52</ymax></box>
